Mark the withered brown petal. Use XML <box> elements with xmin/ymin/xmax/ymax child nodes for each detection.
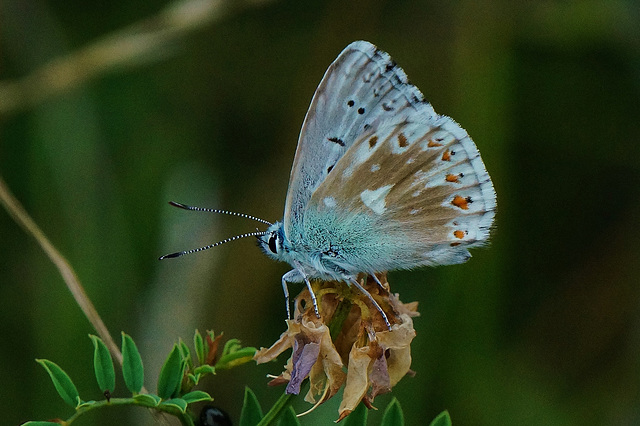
<box><xmin>377</xmin><ymin>314</ymin><xmax>416</xmax><ymax>386</ymax></box>
<box><xmin>338</xmin><ymin>345</ymin><xmax>373</xmax><ymax>417</ymax></box>
<box><xmin>286</xmin><ymin>337</ymin><xmax>321</xmax><ymax>395</ymax></box>
<box><xmin>368</xmin><ymin>349</ymin><xmax>391</xmax><ymax>400</ymax></box>
<box><xmin>305</xmin><ymin>323</ymin><xmax>346</xmax><ymax>403</ymax></box>
<box><xmin>253</xmin><ymin>320</ymin><xmax>301</xmax><ymax>364</ymax></box>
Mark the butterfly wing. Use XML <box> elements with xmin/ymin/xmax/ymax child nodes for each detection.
<box><xmin>305</xmin><ymin>106</ymin><xmax>496</xmax><ymax>273</ymax></box>
<box><xmin>284</xmin><ymin>41</ymin><xmax>436</xmax><ymax>240</ymax></box>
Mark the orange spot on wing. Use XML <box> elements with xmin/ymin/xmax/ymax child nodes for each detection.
<box><xmin>427</xmin><ymin>139</ymin><xmax>442</xmax><ymax>147</ymax></box>
<box><xmin>445</xmin><ymin>173</ymin><xmax>460</xmax><ymax>183</ymax></box>
<box><xmin>441</xmin><ymin>149</ymin><xmax>451</xmax><ymax>161</ymax></box>
<box><xmin>369</xmin><ymin>136</ymin><xmax>378</xmax><ymax>148</ymax></box>
<box><xmin>398</xmin><ymin>133</ymin><xmax>408</xmax><ymax>147</ymax></box>
<box><xmin>453</xmin><ymin>230</ymin><xmax>465</xmax><ymax>239</ymax></box>
<box><xmin>451</xmin><ymin>195</ymin><xmax>472</xmax><ymax>210</ymax></box>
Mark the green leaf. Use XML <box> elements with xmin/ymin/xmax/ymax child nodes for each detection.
<box><xmin>343</xmin><ymin>401</ymin><xmax>368</xmax><ymax>426</ymax></box>
<box><xmin>222</xmin><ymin>338</ymin><xmax>242</xmax><ymax>356</ymax></box>
<box><xmin>193</xmin><ymin>364</ymin><xmax>216</xmax><ymax>376</ymax></box>
<box><xmin>133</xmin><ymin>393</ymin><xmax>162</xmax><ymax>407</ymax></box>
<box><xmin>77</xmin><ymin>400</ymin><xmax>97</xmax><ymax>409</ymax></box>
<box><xmin>89</xmin><ymin>335</ymin><xmax>115</xmax><ymax>393</ymax></box>
<box><xmin>121</xmin><ymin>332</ymin><xmax>144</xmax><ymax>393</ymax></box>
<box><xmin>182</xmin><ymin>390</ymin><xmax>213</xmax><ymax>404</ymax></box>
<box><xmin>215</xmin><ymin>347</ymin><xmax>257</xmax><ymax>370</ymax></box>
<box><xmin>157</xmin><ymin>345</ymin><xmax>184</xmax><ymax>399</ymax></box>
<box><xmin>429</xmin><ymin>410</ymin><xmax>452</xmax><ymax>426</ymax></box>
<box><xmin>36</xmin><ymin>359</ymin><xmax>80</xmax><ymax>408</ymax></box>
<box><xmin>187</xmin><ymin>372</ymin><xmax>201</xmax><ymax>387</ymax></box>
<box><xmin>194</xmin><ymin>329</ymin><xmax>206</xmax><ymax>365</ymax></box>
<box><xmin>21</xmin><ymin>422</ymin><xmax>62</xmax><ymax>426</ymax></box>
<box><xmin>159</xmin><ymin>398</ymin><xmax>188</xmax><ymax>413</ymax></box>
<box><xmin>179</xmin><ymin>339</ymin><xmax>193</xmax><ymax>370</ymax></box>
<box><xmin>381</xmin><ymin>398</ymin><xmax>404</xmax><ymax>426</ymax></box>
<box><xmin>277</xmin><ymin>406</ymin><xmax>300</xmax><ymax>426</ymax></box>
<box><xmin>239</xmin><ymin>387</ymin><xmax>263</xmax><ymax>426</ymax></box>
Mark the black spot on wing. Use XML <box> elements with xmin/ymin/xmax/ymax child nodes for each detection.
<box><xmin>327</xmin><ymin>137</ymin><xmax>345</xmax><ymax>146</ymax></box>
<box><xmin>390</xmin><ymin>74</ymin><xmax>404</xmax><ymax>86</ymax></box>
<box><xmin>385</xmin><ymin>60</ymin><xmax>397</xmax><ymax>73</ymax></box>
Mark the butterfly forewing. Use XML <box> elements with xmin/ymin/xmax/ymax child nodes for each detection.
<box><xmin>284</xmin><ymin>41</ymin><xmax>436</xmax><ymax>239</ymax></box>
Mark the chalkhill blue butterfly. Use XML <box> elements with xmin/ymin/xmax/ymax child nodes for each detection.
<box><xmin>161</xmin><ymin>41</ymin><xmax>496</xmax><ymax>328</ymax></box>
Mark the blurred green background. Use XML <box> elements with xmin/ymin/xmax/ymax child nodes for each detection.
<box><xmin>1</xmin><ymin>0</ymin><xmax>639</xmax><ymax>425</ymax></box>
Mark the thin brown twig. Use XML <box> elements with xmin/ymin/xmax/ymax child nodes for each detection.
<box><xmin>0</xmin><ymin>0</ymin><xmax>274</xmax><ymax>117</ymax></box>
<box><xmin>0</xmin><ymin>176</ymin><xmax>124</xmax><ymax>366</ymax></box>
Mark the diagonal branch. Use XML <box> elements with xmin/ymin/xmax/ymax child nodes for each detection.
<box><xmin>0</xmin><ymin>0</ymin><xmax>273</xmax><ymax>117</ymax></box>
<box><xmin>0</xmin><ymin>176</ymin><xmax>123</xmax><ymax>366</ymax></box>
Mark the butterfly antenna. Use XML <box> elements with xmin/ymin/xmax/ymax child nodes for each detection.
<box><xmin>159</xmin><ymin>231</ymin><xmax>267</xmax><ymax>260</ymax></box>
<box><xmin>168</xmin><ymin>201</ymin><xmax>272</xmax><ymax>226</ymax></box>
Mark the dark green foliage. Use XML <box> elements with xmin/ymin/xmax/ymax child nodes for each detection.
<box><xmin>194</xmin><ymin>329</ymin><xmax>207</xmax><ymax>365</ymax></box>
<box><xmin>239</xmin><ymin>387</ymin><xmax>263</xmax><ymax>426</ymax></box>
<box><xmin>89</xmin><ymin>335</ymin><xmax>115</xmax><ymax>393</ymax></box>
<box><xmin>35</xmin><ymin>359</ymin><xmax>80</xmax><ymax>408</ymax></box>
<box><xmin>24</xmin><ymin>330</ymin><xmax>232</xmax><ymax>425</ymax></box>
<box><xmin>343</xmin><ymin>402</ymin><xmax>368</xmax><ymax>426</ymax></box>
<box><xmin>121</xmin><ymin>332</ymin><xmax>144</xmax><ymax>394</ymax></box>
<box><xmin>157</xmin><ymin>344</ymin><xmax>184</xmax><ymax>399</ymax></box>
<box><xmin>381</xmin><ymin>398</ymin><xmax>404</xmax><ymax>426</ymax></box>
<box><xmin>429</xmin><ymin>411</ymin><xmax>452</xmax><ymax>426</ymax></box>
<box><xmin>277</xmin><ymin>406</ymin><xmax>301</xmax><ymax>426</ymax></box>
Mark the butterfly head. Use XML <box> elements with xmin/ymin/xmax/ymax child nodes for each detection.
<box><xmin>257</xmin><ymin>221</ymin><xmax>288</xmax><ymax>261</ymax></box>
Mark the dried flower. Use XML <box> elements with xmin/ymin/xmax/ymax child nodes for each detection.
<box><xmin>254</xmin><ymin>274</ymin><xmax>418</xmax><ymax>421</ymax></box>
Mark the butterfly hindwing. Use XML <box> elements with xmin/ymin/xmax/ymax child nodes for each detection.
<box><xmin>284</xmin><ymin>41</ymin><xmax>436</xmax><ymax>239</ymax></box>
<box><xmin>304</xmin><ymin>108</ymin><xmax>496</xmax><ymax>272</ymax></box>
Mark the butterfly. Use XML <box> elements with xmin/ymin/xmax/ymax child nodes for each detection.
<box><xmin>162</xmin><ymin>41</ymin><xmax>496</xmax><ymax>328</ymax></box>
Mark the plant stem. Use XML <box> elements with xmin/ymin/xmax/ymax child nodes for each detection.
<box><xmin>256</xmin><ymin>391</ymin><xmax>295</xmax><ymax>426</ymax></box>
<box><xmin>0</xmin><ymin>0</ymin><xmax>276</xmax><ymax>117</ymax></box>
<box><xmin>0</xmin><ymin>176</ymin><xmax>123</xmax><ymax>366</ymax></box>
<box><xmin>62</xmin><ymin>398</ymin><xmax>194</xmax><ymax>425</ymax></box>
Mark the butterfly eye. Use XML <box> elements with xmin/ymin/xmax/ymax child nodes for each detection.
<box><xmin>268</xmin><ymin>232</ymin><xmax>278</xmax><ymax>254</ymax></box>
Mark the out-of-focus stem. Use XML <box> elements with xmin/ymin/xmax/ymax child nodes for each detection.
<box><xmin>0</xmin><ymin>176</ymin><xmax>123</xmax><ymax>366</ymax></box>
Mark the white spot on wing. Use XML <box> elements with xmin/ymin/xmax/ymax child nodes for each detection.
<box><xmin>360</xmin><ymin>184</ymin><xmax>394</xmax><ymax>214</ymax></box>
<box><xmin>371</xmin><ymin>164</ymin><xmax>381</xmax><ymax>172</ymax></box>
<box><xmin>323</xmin><ymin>197</ymin><xmax>337</xmax><ymax>208</ymax></box>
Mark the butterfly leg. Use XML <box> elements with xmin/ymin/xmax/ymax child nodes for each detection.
<box><xmin>349</xmin><ymin>277</ymin><xmax>391</xmax><ymax>330</ymax></box>
<box><xmin>288</xmin><ymin>263</ymin><xmax>321</xmax><ymax>319</ymax></box>
<box><xmin>281</xmin><ymin>268</ymin><xmax>320</xmax><ymax>319</ymax></box>
<box><xmin>282</xmin><ymin>269</ymin><xmax>305</xmax><ymax>320</ymax></box>
<box><xmin>302</xmin><ymin>275</ymin><xmax>321</xmax><ymax>319</ymax></box>
<box><xmin>369</xmin><ymin>272</ymin><xmax>390</xmax><ymax>295</ymax></box>
<box><xmin>281</xmin><ymin>275</ymin><xmax>292</xmax><ymax>320</ymax></box>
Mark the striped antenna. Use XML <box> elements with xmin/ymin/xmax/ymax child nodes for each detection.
<box><xmin>159</xmin><ymin>231</ymin><xmax>267</xmax><ymax>260</ymax></box>
<box><xmin>168</xmin><ymin>201</ymin><xmax>272</xmax><ymax>226</ymax></box>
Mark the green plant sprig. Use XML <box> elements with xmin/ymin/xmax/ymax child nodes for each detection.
<box><xmin>23</xmin><ymin>330</ymin><xmax>256</xmax><ymax>426</ymax></box>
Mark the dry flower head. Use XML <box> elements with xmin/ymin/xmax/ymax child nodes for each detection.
<box><xmin>254</xmin><ymin>274</ymin><xmax>418</xmax><ymax>421</ymax></box>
